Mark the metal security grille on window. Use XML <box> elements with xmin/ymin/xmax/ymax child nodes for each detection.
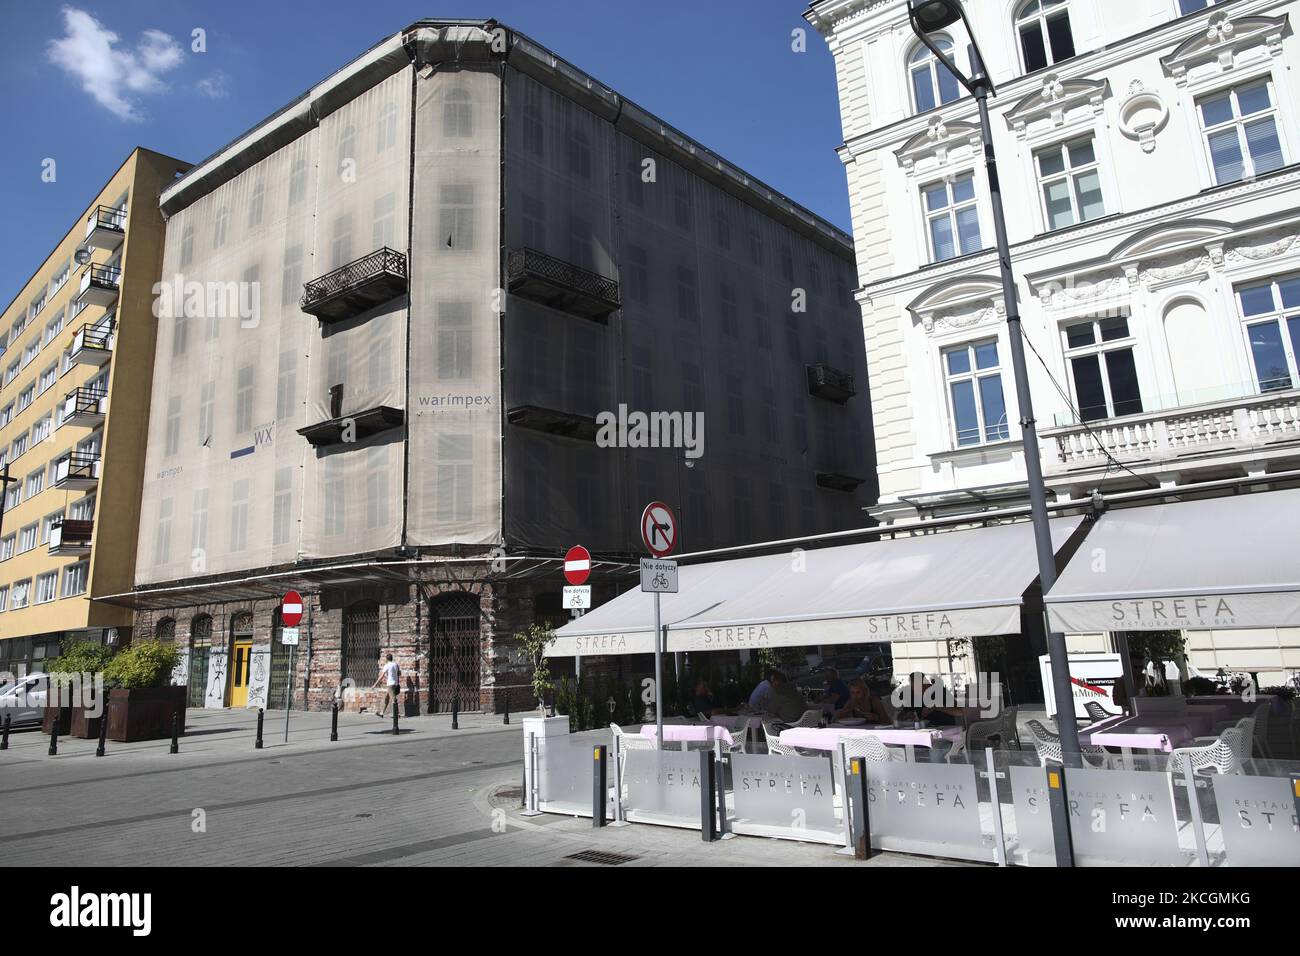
<box><xmin>429</xmin><ymin>593</ymin><xmax>481</xmax><ymax>713</ymax></box>
<box><xmin>300</xmin><ymin>247</ymin><xmax>407</xmax><ymax>312</ymax></box>
<box><xmin>343</xmin><ymin>602</ymin><xmax>381</xmax><ymax>687</ymax></box>
<box><xmin>188</xmin><ymin>616</ymin><xmax>212</xmax><ymax>709</ymax></box>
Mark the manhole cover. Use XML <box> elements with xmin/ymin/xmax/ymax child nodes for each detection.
<box><xmin>497</xmin><ymin>788</ymin><xmax>522</xmax><ymax>800</ymax></box>
<box><xmin>564</xmin><ymin>850</ymin><xmax>639</xmax><ymax>866</ymax></box>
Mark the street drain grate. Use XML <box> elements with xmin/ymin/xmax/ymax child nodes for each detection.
<box><xmin>354</xmin><ymin>813</ymin><xmax>373</xmax><ymax>818</ymax></box>
<box><xmin>564</xmin><ymin>850</ymin><xmax>639</xmax><ymax>866</ymax></box>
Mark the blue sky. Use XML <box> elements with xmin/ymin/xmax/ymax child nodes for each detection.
<box><xmin>0</xmin><ymin>0</ymin><xmax>852</xmax><ymax>296</ymax></box>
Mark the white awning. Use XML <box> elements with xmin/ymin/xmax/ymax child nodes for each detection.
<box><xmin>547</xmin><ymin>517</ymin><xmax>1083</xmax><ymax>656</ymax></box>
<box><xmin>1045</xmin><ymin>488</ymin><xmax>1300</xmax><ymax>633</ymax></box>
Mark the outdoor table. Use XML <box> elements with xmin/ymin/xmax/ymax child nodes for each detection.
<box><xmin>779</xmin><ymin>725</ymin><xmax>962</xmax><ymax>763</ymax></box>
<box><xmin>1080</xmin><ymin>715</ymin><xmax>1200</xmax><ymax>767</ymax></box>
<box><xmin>640</xmin><ymin>724</ymin><xmax>734</xmax><ymax>747</ymax></box>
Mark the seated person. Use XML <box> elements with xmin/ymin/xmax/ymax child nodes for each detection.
<box><xmin>747</xmin><ymin>669</ymin><xmax>777</xmax><ymax>712</ymax></box>
<box><xmin>693</xmin><ymin>679</ymin><xmax>716</xmax><ymax>718</ymax></box>
<box><xmin>893</xmin><ymin>671</ymin><xmax>961</xmax><ymax>726</ymax></box>
<box><xmin>766</xmin><ymin>671</ymin><xmax>808</xmax><ymax>724</ymax></box>
<box><xmin>834</xmin><ymin>678</ymin><xmax>890</xmax><ymax>724</ymax></box>
<box><xmin>823</xmin><ymin>669</ymin><xmax>851</xmax><ymax>712</ymax></box>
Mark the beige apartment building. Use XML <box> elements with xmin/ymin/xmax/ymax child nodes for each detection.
<box><xmin>0</xmin><ymin>148</ymin><xmax>190</xmax><ymax>675</ymax></box>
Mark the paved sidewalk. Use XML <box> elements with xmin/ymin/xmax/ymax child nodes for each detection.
<box><xmin>0</xmin><ymin>708</ymin><xmax>966</xmax><ymax>867</ymax></box>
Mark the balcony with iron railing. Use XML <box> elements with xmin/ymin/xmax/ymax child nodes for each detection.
<box><xmin>84</xmin><ymin>205</ymin><xmax>126</xmax><ymax>250</ymax></box>
<box><xmin>75</xmin><ymin>263</ymin><xmax>121</xmax><ymax>309</ymax></box>
<box><xmin>507</xmin><ymin>247</ymin><xmax>621</xmax><ymax>322</ymax></box>
<box><xmin>61</xmin><ymin>385</ymin><xmax>108</xmax><ymax>427</ymax></box>
<box><xmin>300</xmin><ymin>247</ymin><xmax>407</xmax><ymax>323</ymax></box>
<box><xmin>1041</xmin><ymin>384</ymin><xmax>1300</xmax><ymax>477</ymax></box>
<box><xmin>49</xmin><ymin>518</ymin><xmax>93</xmax><ymax>556</ymax></box>
<box><xmin>807</xmin><ymin>363</ymin><xmax>857</xmax><ymax>404</ymax></box>
<box><xmin>69</xmin><ymin>320</ymin><xmax>115</xmax><ymax>367</ymax></box>
<box><xmin>52</xmin><ymin>453</ymin><xmax>101</xmax><ymax>490</ymax></box>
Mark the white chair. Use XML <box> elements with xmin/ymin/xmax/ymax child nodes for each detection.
<box><xmin>1083</xmin><ymin>700</ymin><xmax>1112</xmax><ymax>723</ymax></box>
<box><xmin>1026</xmin><ymin>718</ymin><xmax>1109</xmax><ymax>768</ymax></box>
<box><xmin>840</xmin><ymin>733</ymin><xmax>902</xmax><ymax>764</ymax></box>
<box><xmin>610</xmin><ymin>724</ymin><xmax>657</xmax><ymax>790</ymax></box>
<box><xmin>1169</xmin><ymin>727</ymin><xmax>1245</xmax><ymax>777</ymax></box>
<box><xmin>791</xmin><ymin>709</ymin><xmax>823</xmax><ymax>729</ymax></box>
<box><xmin>766</xmin><ymin>735</ymin><xmax>800</xmax><ymax>756</ymax></box>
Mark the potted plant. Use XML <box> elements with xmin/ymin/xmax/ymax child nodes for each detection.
<box><xmin>101</xmin><ymin>640</ymin><xmax>185</xmax><ymax>742</ymax></box>
<box><xmin>46</xmin><ymin>640</ymin><xmax>116</xmax><ymax>738</ymax></box>
<box><xmin>517</xmin><ymin>623</ymin><xmax>555</xmax><ymax>715</ymax></box>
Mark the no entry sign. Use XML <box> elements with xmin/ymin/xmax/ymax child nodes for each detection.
<box><xmin>281</xmin><ymin>590</ymin><xmax>303</xmax><ymax>628</ymax></box>
<box><xmin>563</xmin><ymin>546</ymin><xmax>591</xmax><ymax>586</ymax></box>
<box><xmin>640</xmin><ymin>501</ymin><xmax>677</xmax><ymax>557</ymax></box>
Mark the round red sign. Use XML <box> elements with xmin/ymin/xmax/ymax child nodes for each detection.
<box><xmin>563</xmin><ymin>546</ymin><xmax>591</xmax><ymax>586</ymax></box>
<box><xmin>640</xmin><ymin>502</ymin><xmax>677</xmax><ymax>557</ymax></box>
<box><xmin>281</xmin><ymin>590</ymin><xmax>304</xmax><ymax>628</ymax></box>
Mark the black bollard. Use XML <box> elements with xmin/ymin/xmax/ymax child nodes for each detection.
<box><xmin>592</xmin><ymin>745</ymin><xmax>608</xmax><ymax>828</ymax></box>
<box><xmin>48</xmin><ymin>707</ymin><xmax>60</xmax><ymax>756</ymax></box>
<box><xmin>391</xmin><ymin>701</ymin><xmax>399</xmax><ymax>736</ymax></box>
<box><xmin>1</xmin><ymin>712</ymin><xmax>11</xmax><ymax>751</ymax></box>
<box><xmin>503</xmin><ymin>696</ymin><xmax>510</xmax><ymax>726</ymax></box>
<box><xmin>255</xmin><ymin>708</ymin><xmax>265</xmax><ymax>749</ymax></box>
<box><xmin>330</xmin><ymin>701</ymin><xmax>339</xmax><ymax>742</ymax></box>
<box><xmin>169</xmin><ymin>711</ymin><xmax>180</xmax><ymax>754</ymax></box>
<box><xmin>95</xmin><ymin>704</ymin><xmax>109</xmax><ymax>758</ymax></box>
<box><xmin>452</xmin><ymin>695</ymin><xmax>459</xmax><ymax>730</ymax></box>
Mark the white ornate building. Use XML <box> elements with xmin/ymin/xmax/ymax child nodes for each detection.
<box><xmin>807</xmin><ymin>0</ymin><xmax>1300</xmax><ymax>686</ymax></box>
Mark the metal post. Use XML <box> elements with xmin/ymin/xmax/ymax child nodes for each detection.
<box><xmin>837</xmin><ymin>742</ymin><xmax>855</xmax><ymax>854</ymax></box>
<box><xmin>699</xmin><ymin>748</ymin><xmax>718</xmax><ymax>842</ymax></box>
<box><xmin>169</xmin><ymin>711</ymin><xmax>180</xmax><ymax>754</ymax></box>
<box><xmin>592</xmin><ymin>744</ymin><xmax>607</xmax><ymax>827</ymax></box>
<box><xmin>47</xmin><ymin>707</ymin><xmax>60</xmax><ymax>756</ymax></box>
<box><xmin>255</xmin><ymin>708</ymin><xmax>264</xmax><ymax>749</ymax></box>
<box><xmin>521</xmin><ymin>731</ymin><xmax>542</xmax><ymax>816</ymax></box>
<box><xmin>1044</xmin><ymin>764</ymin><xmax>1075</xmax><ymax>867</ymax></box>
<box><xmin>970</xmin><ymin>77</ymin><xmax>1080</xmax><ymax>759</ymax></box>
<box><xmin>330</xmin><ymin>700</ymin><xmax>338</xmax><ymax>742</ymax></box>
<box><xmin>653</xmin><ymin>591</ymin><xmax>664</xmax><ymax>749</ymax></box>
<box><xmin>392</xmin><ymin>695</ymin><xmax>400</xmax><ymax>735</ymax></box>
<box><xmin>715</xmin><ymin>741</ymin><xmax>730</xmax><ymax>838</ymax></box>
<box><xmin>283</xmin><ymin>642</ymin><xmax>295</xmax><ymax>744</ymax></box>
<box><xmin>452</xmin><ymin>694</ymin><xmax>459</xmax><ymax>730</ymax></box>
<box><xmin>1</xmin><ymin>712</ymin><xmax>11</xmax><ymax>750</ymax></box>
<box><xmin>1182</xmin><ymin>762</ymin><xmax>1210</xmax><ymax>868</ymax></box>
<box><xmin>610</xmin><ymin>731</ymin><xmax>628</xmax><ymax>826</ymax></box>
<box><xmin>850</xmin><ymin>756</ymin><xmax>872</xmax><ymax>859</ymax></box>
<box><xmin>95</xmin><ymin>702</ymin><xmax>109</xmax><ymax>758</ymax></box>
<box><xmin>503</xmin><ymin>695</ymin><xmax>510</xmax><ymax>725</ymax></box>
<box><xmin>985</xmin><ymin>746</ymin><xmax>1007</xmax><ymax>866</ymax></box>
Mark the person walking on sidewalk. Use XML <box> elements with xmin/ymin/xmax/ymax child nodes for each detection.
<box><xmin>374</xmin><ymin>654</ymin><xmax>401</xmax><ymax>718</ymax></box>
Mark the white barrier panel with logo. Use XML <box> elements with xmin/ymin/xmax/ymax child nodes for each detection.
<box><xmin>1212</xmin><ymin>773</ymin><xmax>1300</xmax><ymax>867</ymax></box>
<box><xmin>1007</xmin><ymin>764</ymin><xmax>1057</xmax><ymax>866</ymax></box>
<box><xmin>864</xmin><ymin>761</ymin><xmax>993</xmax><ymax>862</ymax></box>
<box><xmin>624</xmin><ymin>748</ymin><xmax>704</xmax><ymax>829</ymax></box>
<box><xmin>730</xmin><ymin>754</ymin><xmax>840</xmax><ymax>844</ymax></box>
<box><xmin>537</xmin><ymin>734</ymin><xmax>598</xmax><ymax>816</ymax></box>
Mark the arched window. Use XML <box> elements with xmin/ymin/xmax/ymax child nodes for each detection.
<box><xmin>155</xmin><ymin>617</ymin><xmax>176</xmax><ymax>642</ymax></box>
<box><xmin>909</xmin><ymin>39</ymin><xmax>961</xmax><ymax>113</ymax></box>
<box><xmin>1015</xmin><ymin>0</ymin><xmax>1075</xmax><ymax>73</ymax></box>
<box><xmin>188</xmin><ymin>614</ymin><xmax>212</xmax><ymax>708</ymax></box>
<box><xmin>443</xmin><ymin>89</ymin><xmax>472</xmax><ymax>138</ymax></box>
<box><xmin>342</xmin><ymin>601</ymin><xmax>381</xmax><ymax>687</ymax></box>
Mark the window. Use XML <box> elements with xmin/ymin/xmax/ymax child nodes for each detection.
<box><xmin>0</xmin><ymin>534</ymin><xmax>14</xmax><ymax>560</ymax></box>
<box><xmin>282</xmin><ymin>244</ymin><xmax>303</xmax><ymax>307</ymax></box>
<box><xmin>19</xmin><ymin>523</ymin><xmax>37</xmax><ymax>553</ymax></box>
<box><xmin>164</xmin><ymin>395</ymin><xmax>182</xmax><ymax>455</ymax></box>
<box><xmin>923</xmin><ymin>174</ymin><xmax>982</xmax><ymax>262</ymax></box>
<box><xmin>69</xmin><ymin>494</ymin><xmax>95</xmax><ymax>521</ymax></box>
<box><xmin>910</xmin><ymin>39</ymin><xmax>961</xmax><ymax>113</ymax></box>
<box><xmin>288</xmin><ymin>155</ymin><xmax>308</xmax><ymax>205</ymax></box>
<box><xmin>4</xmin><ymin>482</ymin><xmax>19</xmax><ymax>511</ymax></box>
<box><xmin>23</xmin><ymin>340</ymin><xmax>38</xmax><ymax>367</ymax></box>
<box><xmin>229</xmin><ymin>479</ymin><xmax>249</xmax><ymax>552</ymax></box>
<box><xmin>1016</xmin><ymin>0</ymin><xmax>1075</xmax><ymax>73</ymax></box>
<box><xmin>377</xmin><ymin>100</ymin><xmax>398</xmax><ymax>152</ymax></box>
<box><xmin>44</xmin><ymin>309</ymin><xmax>64</xmax><ymax>347</ymax></box>
<box><xmin>324</xmin><ymin>456</ymin><xmax>346</xmax><ymax>535</ymax></box>
<box><xmin>38</xmin><ymin>364</ymin><xmax>56</xmax><ymax>395</ymax></box>
<box><xmin>439</xmin><ymin>185</ymin><xmax>474</xmax><ymax>250</ymax></box>
<box><xmin>674</xmin><ymin>186</ymin><xmax>691</xmax><ymax>229</ymax></box>
<box><xmin>0</xmin><ymin>586</ymin><xmax>6</xmax><ymax>611</ymax></box>
<box><xmin>4</xmin><ymin>361</ymin><xmax>18</xmax><ymax>386</ymax></box>
<box><xmin>436</xmin><ymin>435</ymin><xmax>473</xmax><ymax>522</ymax></box>
<box><xmin>235</xmin><ymin>365</ymin><xmax>254</xmax><ymax>434</ymax></box>
<box><xmin>62</xmin><ymin>562</ymin><xmax>89</xmax><ymax>598</ymax></box>
<box><xmin>198</xmin><ymin>380</ymin><xmax>215</xmax><ymax>444</ymax></box>
<box><xmin>1063</xmin><ymin>316</ymin><xmax>1143</xmax><ymax>421</ymax></box>
<box><xmin>191</xmin><ymin>488</ymin><xmax>209</xmax><ymax>555</ymax></box>
<box><xmin>247</xmin><ymin>180</ymin><xmax>265</xmax><ymax>228</ymax></box>
<box><xmin>373</xmin><ymin>193</ymin><xmax>396</xmax><ymax>250</ymax></box>
<box><xmin>625</xmin><ymin>245</ymin><xmax>649</xmax><ymax>305</ymax></box>
<box><xmin>437</xmin><ymin>303</ymin><xmax>472</xmax><ymax>380</ymax></box>
<box><xmin>1036</xmin><ymin>138</ymin><xmax>1105</xmax><ymax>230</ymax></box>
<box><xmin>567</xmin><ymin>128</ymin><xmax>592</xmax><ymax>179</ymax></box>
<box><xmin>365</xmin><ymin>446</ymin><xmax>388</xmax><ymax>530</ymax></box>
<box><xmin>522</xmin><ymin>85</ymin><xmax>544</xmax><ymax>156</ymax></box>
<box><xmin>521</xmin><ymin>194</ymin><xmax>545</xmax><ymax>249</ymax></box>
<box><xmin>273</xmin><ymin>467</ymin><xmax>293</xmax><ymax>546</ymax></box>
<box><xmin>676</xmin><ymin>266</ymin><xmax>699</xmax><ymax>323</ymax></box>
<box><xmin>443</xmin><ymin>89</ymin><xmax>472</xmax><ymax>137</ymax></box>
<box><xmin>1178</xmin><ymin>0</ymin><xmax>1221</xmax><ymax>13</ymax></box>
<box><xmin>720</xmin><ymin>283</ymin><xmax>739</xmax><ymax>337</ymax></box>
<box><xmin>342</xmin><ymin>601</ymin><xmax>381</xmax><ymax>686</ymax></box>
<box><xmin>10</xmin><ymin>579</ymin><xmax>30</xmax><ymax>610</ymax></box>
<box><xmin>1198</xmin><ymin>81</ymin><xmax>1284</xmax><ymax>185</ymax></box>
<box><xmin>179</xmin><ymin>223</ymin><xmax>194</xmax><ymax>268</ymax></box>
<box><xmin>25</xmin><ymin>470</ymin><xmax>42</xmax><ymax>499</ymax></box>
<box><xmin>154</xmin><ymin>498</ymin><xmax>172</xmax><ymax>563</ymax></box>
<box><xmin>943</xmin><ymin>340</ymin><xmax>1009</xmax><ymax>446</ymax></box>
<box><xmin>726</xmin><ymin>375</ymin><xmax>745</xmax><ymax>434</ymax></box>
<box><xmin>331</xmin><ymin>213</ymin><xmax>353</xmax><ymax>270</ymax></box>
<box><xmin>29</xmin><ymin>415</ymin><xmax>51</xmax><ymax>446</ymax></box>
<box><xmin>337</xmin><ymin>125</ymin><xmax>356</xmax><ymax>177</ymax></box>
<box><xmin>276</xmin><ymin>351</ymin><xmax>297</xmax><ymax>420</ymax></box>
<box><xmin>40</xmin><ymin>510</ymin><xmax>62</xmax><ymax>545</ymax></box>
<box><xmin>35</xmin><ymin>572</ymin><xmax>57</xmax><ymax>605</ymax></box>
<box><xmin>10</xmin><ymin>431</ymin><xmax>28</xmax><ymax>458</ymax></box>
<box><xmin>213</xmin><ymin>206</ymin><xmax>230</xmax><ymax>249</ymax></box>
<box><xmin>1238</xmin><ymin>275</ymin><xmax>1300</xmax><ymax>392</ymax></box>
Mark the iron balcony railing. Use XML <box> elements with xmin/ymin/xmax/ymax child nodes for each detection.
<box><xmin>300</xmin><ymin>247</ymin><xmax>407</xmax><ymax>318</ymax></box>
<box><xmin>85</xmin><ymin>205</ymin><xmax>127</xmax><ymax>235</ymax></box>
<box><xmin>507</xmin><ymin>247</ymin><xmax>621</xmax><ymax>319</ymax></box>
<box><xmin>79</xmin><ymin>263</ymin><xmax>122</xmax><ymax>292</ymax></box>
<box><xmin>54</xmin><ymin>453</ymin><xmax>100</xmax><ymax>485</ymax></box>
<box><xmin>73</xmin><ymin>319</ymin><xmax>115</xmax><ymax>353</ymax></box>
<box><xmin>807</xmin><ymin>363</ymin><xmax>857</xmax><ymax>404</ymax></box>
<box><xmin>49</xmin><ymin>518</ymin><xmax>94</xmax><ymax>553</ymax></box>
<box><xmin>63</xmin><ymin>385</ymin><xmax>108</xmax><ymax>419</ymax></box>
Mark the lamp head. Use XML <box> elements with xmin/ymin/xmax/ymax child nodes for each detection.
<box><xmin>910</xmin><ymin>0</ymin><xmax>964</xmax><ymax>32</ymax></box>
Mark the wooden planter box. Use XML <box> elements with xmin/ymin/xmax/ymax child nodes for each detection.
<box><xmin>70</xmin><ymin>705</ymin><xmax>107</xmax><ymax>739</ymax></box>
<box><xmin>106</xmin><ymin>686</ymin><xmax>187</xmax><ymax>742</ymax></box>
<box><xmin>41</xmin><ymin>706</ymin><xmax>74</xmax><ymax>736</ymax></box>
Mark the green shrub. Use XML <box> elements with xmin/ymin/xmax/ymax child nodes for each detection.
<box><xmin>47</xmin><ymin>641</ymin><xmax>116</xmax><ymax>687</ymax></box>
<box><xmin>103</xmin><ymin>640</ymin><xmax>180</xmax><ymax>690</ymax></box>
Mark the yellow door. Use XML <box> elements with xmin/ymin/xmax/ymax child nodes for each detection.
<box><xmin>230</xmin><ymin>640</ymin><xmax>253</xmax><ymax>708</ymax></box>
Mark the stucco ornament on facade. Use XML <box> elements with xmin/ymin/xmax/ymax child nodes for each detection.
<box><xmin>1161</xmin><ymin>13</ymin><xmax>1289</xmax><ymax>85</ymax></box>
<box><xmin>1117</xmin><ymin>81</ymin><xmax>1169</xmax><ymax>153</ymax></box>
<box><xmin>1224</xmin><ymin>229</ymin><xmax>1300</xmax><ymax>264</ymax></box>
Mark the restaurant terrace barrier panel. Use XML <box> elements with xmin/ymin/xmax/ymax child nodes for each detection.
<box><xmin>535</xmin><ymin>730</ymin><xmax>605</xmax><ymax>817</ymax></box>
<box><xmin>622</xmin><ymin>747</ymin><xmax>706</xmax><ymax>830</ymax></box>
<box><xmin>860</xmin><ymin>758</ymin><xmax>997</xmax><ymax>863</ymax></box>
<box><xmin>1205</xmin><ymin>758</ymin><xmax>1300</xmax><ymax>867</ymax></box>
<box><xmin>729</xmin><ymin>753</ymin><xmax>840</xmax><ymax>844</ymax></box>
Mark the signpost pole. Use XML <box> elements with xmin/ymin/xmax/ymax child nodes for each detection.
<box><xmin>283</xmin><ymin>643</ymin><xmax>295</xmax><ymax>744</ymax></box>
<box><xmin>654</xmin><ymin>591</ymin><xmax>663</xmax><ymax>750</ymax></box>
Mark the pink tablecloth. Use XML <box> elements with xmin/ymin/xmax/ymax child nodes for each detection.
<box><xmin>1079</xmin><ymin>716</ymin><xmax>1198</xmax><ymax>752</ymax></box>
<box><xmin>779</xmin><ymin>726</ymin><xmax>962</xmax><ymax>751</ymax></box>
<box><xmin>640</xmin><ymin>724</ymin><xmax>734</xmax><ymax>746</ymax></box>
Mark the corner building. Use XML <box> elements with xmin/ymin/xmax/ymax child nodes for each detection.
<box><xmin>116</xmin><ymin>22</ymin><xmax>876</xmax><ymax>713</ymax></box>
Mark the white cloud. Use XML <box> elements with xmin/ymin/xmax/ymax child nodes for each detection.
<box><xmin>197</xmin><ymin>70</ymin><xmax>230</xmax><ymax>99</ymax></box>
<box><xmin>47</xmin><ymin>7</ymin><xmax>184</xmax><ymax>121</ymax></box>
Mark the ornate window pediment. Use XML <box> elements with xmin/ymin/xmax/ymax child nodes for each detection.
<box><xmin>907</xmin><ymin>274</ymin><xmax>1005</xmax><ymax>332</ymax></box>
<box><xmin>1005</xmin><ymin>75</ymin><xmax>1108</xmax><ymax>138</ymax></box>
<box><xmin>895</xmin><ymin>117</ymin><xmax>981</xmax><ymax>175</ymax></box>
<box><xmin>1160</xmin><ymin>13</ymin><xmax>1288</xmax><ymax>86</ymax></box>
<box><xmin>1108</xmin><ymin>219</ymin><xmax>1234</xmax><ymax>261</ymax></box>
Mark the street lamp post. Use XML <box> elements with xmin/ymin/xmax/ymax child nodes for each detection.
<box><xmin>907</xmin><ymin>0</ymin><xmax>1081</xmax><ymax>758</ymax></box>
